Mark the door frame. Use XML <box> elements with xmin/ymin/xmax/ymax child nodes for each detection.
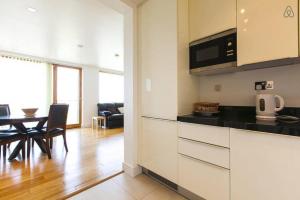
<box><xmin>53</xmin><ymin>64</ymin><xmax>83</xmax><ymax>129</ymax></box>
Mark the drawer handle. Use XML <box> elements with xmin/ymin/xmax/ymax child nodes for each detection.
<box><xmin>179</xmin><ymin>153</ymin><xmax>230</xmax><ymax>170</ymax></box>
<box><xmin>178</xmin><ymin>137</ymin><xmax>230</xmax><ymax>149</ymax></box>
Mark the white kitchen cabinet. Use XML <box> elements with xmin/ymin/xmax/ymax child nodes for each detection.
<box><xmin>231</xmin><ymin>128</ymin><xmax>300</xmax><ymax>200</ymax></box>
<box><xmin>138</xmin><ymin>0</ymin><xmax>200</xmax><ymax>120</ymax></box>
<box><xmin>138</xmin><ymin>0</ymin><xmax>178</xmax><ymax>120</ymax></box>
<box><xmin>178</xmin><ymin>155</ymin><xmax>230</xmax><ymax>200</ymax></box>
<box><xmin>189</xmin><ymin>0</ymin><xmax>236</xmax><ymax>42</ymax></box>
<box><xmin>237</xmin><ymin>0</ymin><xmax>298</xmax><ymax>66</ymax></box>
<box><xmin>177</xmin><ymin>122</ymin><xmax>230</xmax><ymax>199</ymax></box>
<box><xmin>178</xmin><ymin>122</ymin><xmax>230</xmax><ymax>148</ymax></box>
<box><xmin>140</xmin><ymin>117</ymin><xmax>178</xmax><ymax>183</ymax></box>
<box><xmin>178</xmin><ymin>138</ymin><xmax>230</xmax><ymax>169</ymax></box>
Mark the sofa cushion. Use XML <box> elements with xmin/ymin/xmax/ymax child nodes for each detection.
<box><xmin>118</xmin><ymin>107</ymin><xmax>124</xmax><ymax>114</ymax></box>
<box><xmin>99</xmin><ymin>111</ymin><xmax>112</xmax><ymax>117</ymax></box>
<box><xmin>107</xmin><ymin>114</ymin><xmax>124</xmax><ymax>120</ymax></box>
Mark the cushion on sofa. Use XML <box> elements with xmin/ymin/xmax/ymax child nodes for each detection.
<box><xmin>107</xmin><ymin>114</ymin><xmax>123</xmax><ymax>120</ymax></box>
<box><xmin>118</xmin><ymin>107</ymin><xmax>124</xmax><ymax>114</ymax></box>
<box><xmin>99</xmin><ymin>111</ymin><xmax>112</xmax><ymax>117</ymax></box>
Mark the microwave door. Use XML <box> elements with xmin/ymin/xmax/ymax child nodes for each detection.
<box><xmin>189</xmin><ymin>30</ymin><xmax>237</xmax><ymax>74</ymax></box>
<box><xmin>190</xmin><ymin>40</ymin><xmax>224</xmax><ymax>69</ymax></box>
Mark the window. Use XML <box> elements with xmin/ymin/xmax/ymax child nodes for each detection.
<box><xmin>53</xmin><ymin>65</ymin><xmax>82</xmax><ymax>127</ymax></box>
<box><xmin>0</xmin><ymin>56</ymin><xmax>51</xmax><ymax>115</ymax></box>
<box><xmin>99</xmin><ymin>72</ymin><xmax>124</xmax><ymax>103</ymax></box>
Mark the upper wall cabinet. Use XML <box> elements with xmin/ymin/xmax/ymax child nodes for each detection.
<box><xmin>189</xmin><ymin>0</ymin><xmax>236</xmax><ymax>42</ymax></box>
<box><xmin>237</xmin><ymin>0</ymin><xmax>298</xmax><ymax>66</ymax></box>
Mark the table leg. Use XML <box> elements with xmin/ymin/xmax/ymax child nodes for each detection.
<box><xmin>34</xmin><ymin>138</ymin><xmax>47</xmax><ymax>153</ymax></box>
<box><xmin>21</xmin><ymin>145</ymin><xmax>25</xmax><ymax>160</ymax></box>
<box><xmin>27</xmin><ymin>137</ymin><xmax>31</xmax><ymax>158</ymax></box>
<box><xmin>13</xmin><ymin>123</ymin><xmax>27</xmax><ymax>133</ymax></box>
<box><xmin>8</xmin><ymin>140</ymin><xmax>25</xmax><ymax>161</ymax></box>
<box><xmin>7</xmin><ymin>123</ymin><xmax>27</xmax><ymax>160</ymax></box>
<box><xmin>36</xmin><ymin>118</ymin><xmax>48</xmax><ymax>130</ymax></box>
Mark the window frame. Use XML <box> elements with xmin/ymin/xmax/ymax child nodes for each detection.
<box><xmin>53</xmin><ymin>64</ymin><xmax>83</xmax><ymax>129</ymax></box>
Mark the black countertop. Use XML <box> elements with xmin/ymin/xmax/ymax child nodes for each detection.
<box><xmin>177</xmin><ymin>106</ymin><xmax>300</xmax><ymax>137</ymax></box>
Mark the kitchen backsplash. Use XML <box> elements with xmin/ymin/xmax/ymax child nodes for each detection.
<box><xmin>198</xmin><ymin>64</ymin><xmax>300</xmax><ymax>107</ymax></box>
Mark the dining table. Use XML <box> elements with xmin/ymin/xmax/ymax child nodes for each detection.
<box><xmin>0</xmin><ymin>114</ymin><xmax>48</xmax><ymax>160</ymax></box>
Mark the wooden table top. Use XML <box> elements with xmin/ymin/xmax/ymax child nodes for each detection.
<box><xmin>0</xmin><ymin>115</ymin><xmax>48</xmax><ymax>125</ymax></box>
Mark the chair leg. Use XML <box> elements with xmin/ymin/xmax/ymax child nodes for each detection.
<box><xmin>32</xmin><ymin>140</ymin><xmax>34</xmax><ymax>147</ymax></box>
<box><xmin>45</xmin><ymin>138</ymin><xmax>52</xmax><ymax>159</ymax></box>
<box><xmin>3</xmin><ymin>144</ymin><xmax>6</xmax><ymax>159</ymax></box>
<box><xmin>21</xmin><ymin>141</ymin><xmax>25</xmax><ymax>160</ymax></box>
<box><xmin>50</xmin><ymin>138</ymin><xmax>53</xmax><ymax>149</ymax></box>
<box><xmin>27</xmin><ymin>137</ymin><xmax>31</xmax><ymax>158</ymax></box>
<box><xmin>62</xmin><ymin>133</ymin><xmax>68</xmax><ymax>152</ymax></box>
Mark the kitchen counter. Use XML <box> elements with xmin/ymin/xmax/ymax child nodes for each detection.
<box><xmin>178</xmin><ymin>106</ymin><xmax>300</xmax><ymax>137</ymax></box>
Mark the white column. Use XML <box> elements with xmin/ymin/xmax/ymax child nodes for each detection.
<box><xmin>123</xmin><ymin>2</ymin><xmax>141</xmax><ymax>177</ymax></box>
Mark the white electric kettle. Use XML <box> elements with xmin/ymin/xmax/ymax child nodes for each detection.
<box><xmin>256</xmin><ymin>94</ymin><xmax>285</xmax><ymax>120</ymax></box>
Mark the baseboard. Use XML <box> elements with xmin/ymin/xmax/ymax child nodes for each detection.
<box><xmin>122</xmin><ymin>162</ymin><xmax>142</xmax><ymax>177</ymax></box>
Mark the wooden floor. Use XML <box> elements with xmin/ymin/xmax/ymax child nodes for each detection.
<box><xmin>0</xmin><ymin>128</ymin><xmax>124</xmax><ymax>200</ymax></box>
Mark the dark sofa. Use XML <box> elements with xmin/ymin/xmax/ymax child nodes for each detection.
<box><xmin>97</xmin><ymin>103</ymin><xmax>124</xmax><ymax>129</ymax></box>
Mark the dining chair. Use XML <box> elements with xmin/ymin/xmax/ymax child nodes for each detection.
<box><xmin>0</xmin><ymin>104</ymin><xmax>15</xmax><ymax>132</ymax></box>
<box><xmin>0</xmin><ymin>133</ymin><xmax>26</xmax><ymax>159</ymax></box>
<box><xmin>0</xmin><ymin>104</ymin><xmax>18</xmax><ymax>151</ymax></box>
<box><xmin>28</xmin><ymin>104</ymin><xmax>69</xmax><ymax>159</ymax></box>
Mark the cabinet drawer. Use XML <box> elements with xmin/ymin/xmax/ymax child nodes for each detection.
<box><xmin>178</xmin><ymin>138</ymin><xmax>230</xmax><ymax>169</ymax></box>
<box><xmin>178</xmin><ymin>123</ymin><xmax>230</xmax><ymax>147</ymax></box>
<box><xmin>178</xmin><ymin>155</ymin><xmax>230</xmax><ymax>200</ymax></box>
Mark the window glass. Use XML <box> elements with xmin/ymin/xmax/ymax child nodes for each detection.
<box><xmin>56</xmin><ymin>67</ymin><xmax>81</xmax><ymax>125</ymax></box>
<box><xmin>0</xmin><ymin>56</ymin><xmax>51</xmax><ymax>115</ymax></box>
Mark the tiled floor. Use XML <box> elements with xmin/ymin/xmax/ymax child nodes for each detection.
<box><xmin>70</xmin><ymin>173</ymin><xmax>187</xmax><ymax>200</ymax></box>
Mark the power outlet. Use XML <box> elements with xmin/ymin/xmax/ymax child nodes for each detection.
<box><xmin>255</xmin><ymin>81</ymin><xmax>274</xmax><ymax>90</ymax></box>
<box><xmin>214</xmin><ymin>84</ymin><xmax>222</xmax><ymax>92</ymax></box>
<box><xmin>266</xmin><ymin>81</ymin><xmax>274</xmax><ymax>90</ymax></box>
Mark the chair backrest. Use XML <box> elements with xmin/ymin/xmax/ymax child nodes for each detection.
<box><xmin>47</xmin><ymin>104</ymin><xmax>69</xmax><ymax>132</ymax></box>
<box><xmin>0</xmin><ymin>104</ymin><xmax>10</xmax><ymax>117</ymax></box>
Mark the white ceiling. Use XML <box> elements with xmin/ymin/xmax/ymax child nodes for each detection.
<box><xmin>0</xmin><ymin>0</ymin><xmax>124</xmax><ymax>71</ymax></box>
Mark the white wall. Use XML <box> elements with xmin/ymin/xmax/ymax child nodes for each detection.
<box><xmin>199</xmin><ymin>64</ymin><xmax>300</xmax><ymax>107</ymax></box>
<box><xmin>123</xmin><ymin>1</ymin><xmax>141</xmax><ymax>177</ymax></box>
<box><xmin>82</xmin><ymin>66</ymin><xmax>99</xmax><ymax>127</ymax></box>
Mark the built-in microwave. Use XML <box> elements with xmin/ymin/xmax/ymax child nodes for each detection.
<box><xmin>189</xmin><ymin>29</ymin><xmax>237</xmax><ymax>74</ymax></box>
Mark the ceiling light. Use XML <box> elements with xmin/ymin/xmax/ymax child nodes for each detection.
<box><xmin>240</xmin><ymin>9</ymin><xmax>245</xmax><ymax>14</ymax></box>
<box><xmin>27</xmin><ymin>7</ymin><xmax>37</xmax><ymax>13</ymax></box>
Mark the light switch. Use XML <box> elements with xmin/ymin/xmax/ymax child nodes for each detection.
<box><xmin>146</xmin><ymin>78</ymin><xmax>151</xmax><ymax>92</ymax></box>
